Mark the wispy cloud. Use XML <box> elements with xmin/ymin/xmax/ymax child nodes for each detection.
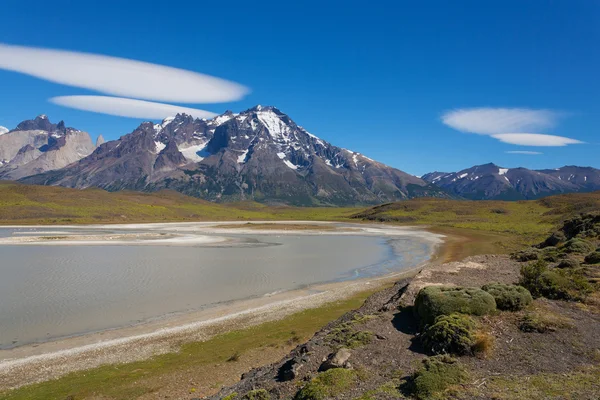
<box><xmin>441</xmin><ymin>107</ymin><xmax>582</xmax><ymax>147</ymax></box>
<box><xmin>492</xmin><ymin>133</ymin><xmax>583</xmax><ymax>147</ymax></box>
<box><xmin>50</xmin><ymin>96</ymin><xmax>218</xmax><ymax>119</ymax></box>
<box><xmin>0</xmin><ymin>43</ymin><xmax>249</xmax><ymax>103</ymax></box>
<box><xmin>505</xmin><ymin>150</ymin><xmax>543</xmax><ymax>155</ymax></box>
<box><xmin>441</xmin><ymin>107</ymin><xmax>559</xmax><ymax>134</ymax></box>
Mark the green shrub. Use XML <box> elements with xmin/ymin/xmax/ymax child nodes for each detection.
<box><xmin>326</xmin><ymin>322</ymin><xmax>373</xmax><ymax>349</ymax></box>
<box><xmin>414</xmin><ymin>286</ymin><xmax>497</xmax><ymax>324</ymax></box>
<box><xmin>512</xmin><ymin>248</ymin><xmax>540</xmax><ymax>261</ymax></box>
<box><xmin>519</xmin><ymin>260</ymin><xmax>592</xmax><ymax>301</ymax></box>
<box><xmin>557</xmin><ymin>258</ymin><xmax>580</xmax><ymax>269</ymax></box>
<box><xmin>562</xmin><ymin>238</ymin><xmax>594</xmax><ymax>254</ymax></box>
<box><xmin>223</xmin><ymin>394</ymin><xmax>238</xmax><ymax>400</ymax></box>
<box><xmin>405</xmin><ymin>355</ymin><xmax>467</xmax><ymax>400</ymax></box>
<box><xmin>584</xmin><ymin>251</ymin><xmax>600</xmax><ymax>264</ymax></box>
<box><xmin>482</xmin><ymin>283</ymin><xmax>533</xmax><ymax>311</ymax></box>
<box><xmin>421</xmin><ymin>313</ymin><xmax>476</xmax><ymax>355</ymax></box>
<box><xmin>295</xmin><ymin>368</ymin><xmax>357</xmax><ymax>400</ymax></box>
<box><xmin>243</xmin><ymin>389</ymin><xmax>270</xmax><ymax>400</ymax></box>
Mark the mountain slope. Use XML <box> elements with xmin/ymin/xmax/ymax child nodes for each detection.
<box><xmin>0</xmin><ymin>115</ymin><xmax>96</xmax><ymax>180</ymax></box>
<box><xmin>422</xmin><ymin>163</ymin><xmax>600</xmax><ymax>200</ymax></box>
<box><xmin>23</xmin><ymin>106</ymin><xmax>447</xmax><ymax>205</ymax></box>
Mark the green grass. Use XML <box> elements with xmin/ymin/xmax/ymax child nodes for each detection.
<box><xmin>0</xmin><ymin>182</ymin><xmax>356</xmax><ymax>225</ymax></box>
<box><xmin>351</xmin><ymin>192</ymin><xmax>600</xmax><ymax>246</ymax></box>
<box><xmin>294</xmin><ymin>368</ymin><xmax>359</xmax><ymax>400</ymax></box>
<box><xmin>0</xmin><ymin>288</ymin><xmax>380</xmax><ymax>400</ymax></box>
<box><xmin>464</xmin><ymin>366</ymin><xmax>600</xmax><ymax>400</ymax></box>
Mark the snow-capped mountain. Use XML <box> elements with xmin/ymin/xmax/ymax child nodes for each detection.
<box><xmin>0</xmin><ymin>126</ymin><xmax>8</xmax><ymax>135</ymax></box>
<box><xmin>22</xmin><ymin>106</ymin><xmax>447</xmax><ymax>205</ymax></box>
<box><xmin>0</xmin><ymin>115</ymin><xmax>96</xmax><ymax>179</ymax></box>
<box><xmin>422</xmin><ymin>163</ymin><xmax>600</xmax><ymax>200</ymax></box>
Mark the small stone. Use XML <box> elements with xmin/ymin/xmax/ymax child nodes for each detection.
<box><xmin>319</xmin><ymin>348</ymin><xmax>352</xmax><ymax>371</ymax></box>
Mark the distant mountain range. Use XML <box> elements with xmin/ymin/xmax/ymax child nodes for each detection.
<box><xmin>422</xmin><ymin>163</ymin><xmax>600</xmax><ymax>200</ymax></box>
<box><xmin>18</xmin><ymin>106</ymin><xmax>446</xmax><ymax>205</ymax></box>
<box><xmin>2</xmin><ymin>109</ymin><xmax>599</xmax><ymax>205</ymax></box>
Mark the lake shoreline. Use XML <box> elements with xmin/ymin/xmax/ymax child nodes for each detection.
<box><xmin>0</xmin><ymin>222</ymin><xmax>444</xmax><ymax>390</ymax></box>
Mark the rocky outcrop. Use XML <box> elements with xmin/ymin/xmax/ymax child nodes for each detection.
<box><xmin>0</xmin><ymin>116</ymin><xmax>95</xmax><ymax>179</ymax></box>
<box><xmin>95</xmin><ymin>135</ymin><xmax>105</xmax><ymax>147</ymax></box>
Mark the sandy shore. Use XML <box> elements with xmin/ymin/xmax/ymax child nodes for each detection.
<box><xmin>0</xmin><ymin>222</ymin><xmax>444</xmax><ymax>390</ymax></box>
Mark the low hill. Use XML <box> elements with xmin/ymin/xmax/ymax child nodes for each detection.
<box><xmin>0</xmin><ymin>181</ymin><xmax>355</xmax><ymax>224</ymax></box>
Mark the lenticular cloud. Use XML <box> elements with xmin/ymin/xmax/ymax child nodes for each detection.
<box><xmin>441</xmin><ymin>107</ymin><xmax>558</xmax><ymax>135</ymax></box>
<box><xmin>50</xmin><ymin>96</ymin><xmax>218</xmax><ymax>119</ymax></box>
<box><xmin>0</xmin><ymin>43</ymin><xmax>248</xmax><ymax>103</ymax></box>
<box><xmin>492</xmin><ymin>133</ymin><xmax>583</xmax><ymax>147</ymax></box>
<box><xmin>441</xmin><ymin>107</ymin><xmax>582</xmax><ymax>147</ymax></box>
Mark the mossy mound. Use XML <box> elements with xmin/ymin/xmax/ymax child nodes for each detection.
<box><xmin>482</xmin><ymin>283</ymin><xmax>533</xmax><ymax>311</ymax></box>
<box><xmin>557</xmin><ymin>258</ymin><xmax>580</xmax><ymax>269</ymax></box>
<box><xmin>519</xmin><ymin>260</ymin><xmax>593</xmax><ymax>301</ymax></box>
<box><xmin>421</xmin><ymin>313</ymin><xmax>476</xmax><ymax>356</ymax></box>
<box><xmin>512</xmin><ymin>248</ymin><xmax>541</xmax><ymax>261</ymax></box>
<box><xmin>295</xmin><ymin>368</ymin><xmax>357</xmax><ymax>400</ymax></box>
<box><xmin>243</xmin><ymin>389</ymin><xmax>270</xmax><ymax>400</ymax></box>
<box><xmin>562</xmin><ymin>238</ymin><xmax>595</xmax><ymax>254</ymax></box>
<box><xmin>404</xmin><ymin>355</ymin><xmax>468</xmax><ymax>400</ymax></box>
<box><xmin>584</xmin><ymin>251</ymin><xmax>600</xmax><ymax>264</ymax></box>
<box><xmin>414</xmin><ymin>286</ymin><xmax>497</xmax><ymax>324</ymax></box>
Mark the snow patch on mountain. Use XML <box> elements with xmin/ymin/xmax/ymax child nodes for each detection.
<box><xmin>256</xmin><ymin>110</ymin><xmax>290</xmax><ymax>142</ymax></box>
<box><xmin>154</xmin><ymin>141</ymin><xmax>166</xmax><ymax>153</ymax></box>
<box><xmin>237</xmin><ymin>149</ymin><xmax>249</xmax><ymax>164</ymax></box>
<box><xmin>283</xmin><ymin>159</ymin><xmax>298</xmax><ymax>170</ymax></box>
<box><xmin>179</xmin><ymin>143</ymin><xmax>207</xmax><ymax>162</ymax></box>
<box><xmin>0</xmin><ymin>126</ymin><xmax>8</xmax><ymax>135</ymax></box>
<box><xmin>498</xmin><ymin>168</ymin><xmax>509</xmax><ymax>175</ymax></box>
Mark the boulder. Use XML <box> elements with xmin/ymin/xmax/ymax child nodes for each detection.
<box><xmin>319</xmin><ymin>348</ymin><xmax>352</xmax><ymax>371</ymax></box>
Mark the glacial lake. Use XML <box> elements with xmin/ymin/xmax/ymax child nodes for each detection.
<box><xmin>0</xmin><ymin>224</ymin><xmax>435</xmax><ymax>349</ymax></box>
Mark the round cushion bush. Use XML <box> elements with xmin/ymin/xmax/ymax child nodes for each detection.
<box><xmin>421</xmin><ymin>313</ymin><xmax>476</xmax><ymax>355</ymax></box>
<box><xmin>584</xmin><ymin>251</ymin><xmax>600</xmax><ymax>264</ymax></box>
<box><xmin>482</xmin><ymin>283</ymin><xmax>533</xmax><ymax>311</ymax></box>
<box><xmin>414</xmin><ymin>286</ymin><xmax>497</xmax><ymax>324</ymax></box>
<box><xmin>562</xmin><ymin>239</ymin><xmax>594</xmax><ymax>254</ymax></box>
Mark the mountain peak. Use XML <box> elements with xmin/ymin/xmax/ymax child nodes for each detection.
<box><xmin>245</xmin><ymin>105</ymin><xmax>281</xmax><ymax>114</ymax></box>
<box><xmin>0</xmin><ymin>126</ymin><xmax>8</xmax><ymax>135</ymax></box>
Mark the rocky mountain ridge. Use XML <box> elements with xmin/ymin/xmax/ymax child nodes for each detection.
<box><xmin>422</xmin><ymin>163</ymin><xmax>600</xmax><ymax>200</ymax></box>
<box><xmin>22</xmin><ymin>106</ymin><xmax>447</xmax><ymax>205</ymax></box>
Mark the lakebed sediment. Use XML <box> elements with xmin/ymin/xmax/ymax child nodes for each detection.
<box><xmin>0</xmin><ymin>221</ymin><xmax>443</xmax><ymax>390</ymax></box>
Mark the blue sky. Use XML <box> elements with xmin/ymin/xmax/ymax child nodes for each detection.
<box><xmin>0</xmin><ymin>0</ymin><xmax>598</xmax><ymax>176</ymax></box>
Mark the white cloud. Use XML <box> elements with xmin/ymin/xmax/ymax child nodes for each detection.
<box><xmin>441</xmin><ymin>107</ymin><xmax>559</xmax><ymax>134</ymax></box>
<box><xmin>0</xmin><ymin>126</ymin><xmax>8</xmax><ymax>135</ymax></box>
<box><xmin>50</xmin><ymin>96</ymin><xmax>218</xmax><ymax>119</ymax></box>
<box><xmin>0</xmin><ymin>43</ymin><xmax>249</xmax><ymax>103</ymax></box>
<box><xmin>441</xmin><ymin>107</ymin><xmax>582</xmax><ymax>147</ymax></box>
<box><xmin>492</xmin><ymin>133</ymin><xmax>583</xmax><ymax>147</ymax></box>
<box><xmin>505</xmin><ymin>150</ymin><xmax>543</xmax><ymax>155</ymax></box>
